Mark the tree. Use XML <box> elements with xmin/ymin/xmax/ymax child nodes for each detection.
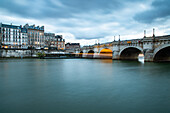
<box><xmin>36</xmin><ymin>52</ymin><xmax>46</xmax><ymax>59</ymax></box>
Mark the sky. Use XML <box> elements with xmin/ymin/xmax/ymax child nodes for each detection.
<box><xmin>0</xmin><ymin>0</ymin><xmax>170</xmax><ymax>46</ymax></box>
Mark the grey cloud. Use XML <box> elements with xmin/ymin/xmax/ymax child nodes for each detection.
<box><xmin>0</xmin><ymin>0</ymin><xmax>120</xmax><ymax>18</ymax></box>
<box><xmin>0</xmin><ymin>0</ymin><xmax>147</xmax><ymax>19</ymax></box>
<box><xmin>134</xmin><ymin>0</ymin><xmax>170</xmax><ymax>23</ymax></box>
<box><xmin>1</xmin><ymin>0</ymin><xmax>165</xmax><ymax>40</ymax></box>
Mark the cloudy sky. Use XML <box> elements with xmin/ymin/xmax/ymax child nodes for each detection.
<box><xmin>0</xmin><ymin>0</ymin><xmax>170</xmax><ymax>45</ymax></box>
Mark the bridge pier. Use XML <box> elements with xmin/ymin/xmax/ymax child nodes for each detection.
<box><xmin>112</xmin><ymin>43</ymin><xmax>120</xmax><ymax>60</ymax></box>
<box><xmin>112</xmin><ymin>51</ymin><xmax>120</xmax><ymax>60</ymax></box>
<box><xmin>144</xmin><ymin>50</ymin><xmax>154</xmax><ymax>62</ymax></box>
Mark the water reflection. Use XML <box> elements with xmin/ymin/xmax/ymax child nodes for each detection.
<box><xmin>99</xmin><ymin>59</ymin><xmax>113</xmax><ymax>63</ymax></box>
<box><xmin>0</xmin><ymin>59</ymin><xmax>170</xmax><ymax>113</ymax></box>
<box><xmin>138</xmin><ymin>54</ymin><xmax>144</xmax><ymax>64</ymax></box>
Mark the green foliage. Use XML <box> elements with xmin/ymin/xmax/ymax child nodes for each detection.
<box><xmin>36</xmin><ymin>52</ymin><xmax>46</xmax><ymax>58</ymax></box>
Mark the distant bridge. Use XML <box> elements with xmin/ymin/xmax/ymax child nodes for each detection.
<box><xmin>76</xmin><ymin>34</ymin><xmax>170</xmax><ymax>62</ymax></box>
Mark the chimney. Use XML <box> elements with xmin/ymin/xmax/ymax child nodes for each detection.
<box><xmin>24</xmin><ymin>23</ymin><xmax>29</xmax><ymax>29</ymax></box>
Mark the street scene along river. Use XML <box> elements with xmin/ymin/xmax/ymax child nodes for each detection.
<box><xmin>0</xmin><ymin>59</ymin><xmax>170</xmax><ymax>113</ymax></box>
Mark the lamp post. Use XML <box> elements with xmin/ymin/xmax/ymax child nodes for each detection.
<box><xmin>0</xmin><ymin>31</ymin><xmax>2</xmax><ymax>49</ymax></box>
<box><xmin>118</xmin><ymin>35</ymin><xmax>120</xmax><ymax>52</ymax></box>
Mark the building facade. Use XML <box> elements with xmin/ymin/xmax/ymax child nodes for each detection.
<box><xmin>44</xmin><ymin>33</ymin><xmax>55</xmax><ymax>48</ymax></box>
<box><xmin>0</xmin><ymin>23</ymin><xmax>66</xmax><ymax>50</ymax></box>
<box><xmin>55</xmin><ymin>35</ymin><xmax>65</xmax><ymax>50</ymax></box>
<box><xmin>65</xmin><ymin>43</ymin><xmax>80</xmax><ymax>52</ymax></box>
<box><xmin>23</xmin><ymin>24</ymin><xmax>44</xmax><ymax>49</ymax></box>
<box><xmin>44</xmin><ymin>34</ymin><xmax>65</xmax><ymax>50</ymax></box>
<box><xmin>0</xmin><ymin>23</ymin><xmax>28</xmax><ymax>49</ymax></box>
<box><xmin>20</xmin><ymin>28</ymin><xmax>28</xmax><ymax>48</ymax></box>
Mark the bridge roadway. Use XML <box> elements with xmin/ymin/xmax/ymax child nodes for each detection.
<box><xmin>76</xmin><ymin>35</ymin><xmax>170</xmax><ymax>62</ymax></box>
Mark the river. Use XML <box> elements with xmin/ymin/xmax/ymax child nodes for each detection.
<box><xmin>0</xmin><ymin>59</ymin><xmax>170</xmax><ymax>113</ymax></box>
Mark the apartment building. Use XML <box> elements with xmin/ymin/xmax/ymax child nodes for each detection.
<box><xmin>44</xmin><ymin>33</ymin><xmax>55</xmax><ymax>48</ymax></box>
<box><xmin>23</xmin><ymin>24</ymin><xmax>44</xmax><ymax>49</ymax></box>
<box><xmin>55</xmin><ymin>35</ymin><xmax>65</xmax><ymax>50</ymax></box>
<box><xmin>0</xmin><ymin>23</ymin><xmax>28</xmax><ymax>49</ymax></box>
<box><xmin>65</xmin><ymin>43</ymin><xmax>80</xmax><ymax>52</ymax></box>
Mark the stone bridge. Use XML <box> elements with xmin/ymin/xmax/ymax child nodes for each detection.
<box><xmin>76</xmin><ymin>35</ymin><xmax>170</xmax><ymax>62</ymax></box>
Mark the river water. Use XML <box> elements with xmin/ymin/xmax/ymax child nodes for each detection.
<box><xmin>0</xmin><ymin>59</ymin><xmax>170</xmax><ymax>113</ymax></box>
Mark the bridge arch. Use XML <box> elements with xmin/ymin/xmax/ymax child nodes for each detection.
<box><xmin>119</xmin><ymin>46</ymin><xmax>143</xmax><ymax>60</ymax></box>
<box><xmin>78</xmin><ymin>51</ymin><xmax>83</xmax><ymax>57</ymax></box>
<box><xmin>153</xmin><ymin>44</ymin><xmax>170</xmax><ymax>62</ymax></box>
<box><xmin>99</xmin><ymin>48</ymin><xmax>113</xmax><ymax>59</ymax></box>
<box><xmin>80</xmin><ymin>51</ymin><xmax>83</xmax><ymax>53</ymax></box>
<box><xmin>88</xmin><ymin>50</ymin><xmax>94</xmax><ymax>53</ymax></box>
<box><xmin>87</xmin><ymin>50</ymin><xmax>94</xmax><ymax>58</ymax></box>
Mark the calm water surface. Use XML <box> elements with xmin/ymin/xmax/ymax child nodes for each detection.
<box><xmin>0</xmin><ymin>59</ymin><xmax>170</xmax><ymax>113</ymax></box>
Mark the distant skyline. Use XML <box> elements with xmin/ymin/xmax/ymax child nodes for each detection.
<box><xmin>0</xmin><ymin>0</ymin><xmax>170</xmax><ymax>45</ymax></box>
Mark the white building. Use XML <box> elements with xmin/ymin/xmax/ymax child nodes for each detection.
<box><xmin>0</xmin><ymin>23</ymin><xmax>28</xmax><ymax>49</ymax></box>
<box><xmin>20</xmin><ymin>28</ymin><xmax>28</xmax><ymax>49</ymax></box>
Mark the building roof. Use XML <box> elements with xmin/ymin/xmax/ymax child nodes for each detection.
<box><xmin>55</xmin><ymin>35</ymin><xmax>62</xmax><ymax>39</ymax></box>
<box><xmin>21</xmin><ymin>28</ymin><xmax>27</xmax><ymax>33</ymax></box>
<box><xmin>44</xmin><ymin>33</ymin><xmax>55</xmax><ymax>37</ymax></box>
<box><xmin>0</xmin><ymin>23</ymin><xmax>20</xmax><ymax>29</ymax></box>
<box><xmin>66</xmin><ymin>43</ymin><xmax>80</xmax><ymax>45</ymax></box>
<box><xmin>23</xmin><ymin>24</ymin><xmax>44</xmax><ymax>31</ymax></box>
